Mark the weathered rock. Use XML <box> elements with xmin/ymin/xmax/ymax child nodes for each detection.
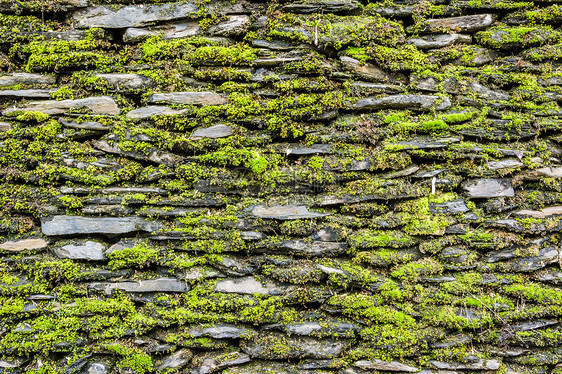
<box><xmin>0</xmin><ymin>238</ymin><xmax>48</xmax><ymax>251</ymax></box>
<box><xmin>71</xmin><ymin>3</ymin><xmax>198</xmax><ymax>29</ymax></box>
<box><xmin>242</xmin><ymin>334</ymin><xmax>348</xmax><ymax>359</ymax></box>
<box><xmin>215</xmin><ymin>276</ymin><xmax>287</xmax><ymax>295</ymax></box>
<box><xmin>191</xmin><ymin>352</ymin><xmax>250</xmax><ymax>374</ymax></box>
<box><xmin>408</xmin><ymin>34</ymin><xmax>471</xmax><ymax>49</ymax></box>
<box><xmin>251</xmin><ymin>205</ymin><xmax>330</xmax><ymax>220</ymax></box>
<box><xmin>95</xmin><ymin>74</ymin><xmax>153</xmax><ymax>91</ymax></box>
<box><xmin>270</xmin><ymin>240</ymin><xmax>348</xmax><ymax>256</ymax></box>
<box><xmin>0</xmin><ymin>89</ymin><xmax>56</xmax><ymax>98</ymax></box>
<box><xmin>355</xmin><ymin>360</ymin><xmax>419</xmax><ymax>372</ymax></box>
<box><xmin>488</xmin><ymin>159</ymin><xmax>524</xmax><ymax>171</ymax></box>
<box><xmin>0</xmin><ymin>73</ymin><xmax>56</xmax><ymax>87</ymax></box>
<box><xmin>429</xmin><ymin>357</ymin><xmax>500</xmax><ymax>370</ymax></box>
<box><xmin>462</xmin><ymin>178</ymin><xmax>514</xmax><ymax>198</ymax></box>
<box><xmin>468</xmin><ymin>82</ymin><xmax>510</xmax><ymax>101</ymax></box>
<box><xmin>53</xmin><ymin>240</ymin><xmax>106</xmax><ymax>260</ymax></box>
<box><xmin>340</xmin><ymin>56</ymin><xmax>392</xmax><ymax>82</ymax></box>
<box><xmin>412</xmin><ymin>14</ymin><xmax>494</xmax><ymax>34</ymax></box>
<box><xmin>355</xmin><ymin>95</ymin><xmax>451</xmax><ymax>111</ymax></box>
<box><xmin>191</xmin><ymin>124</ymin><xmax>233</xmax><ymax>139</ymax></box>
<box><xmin>4</xmin><ymin>97</ymin><xmax>120</xmax><ymax>116</ymax></box>
<box><xmin>126</xmin><ymin>106</ymin><xmax>189</xmax><ymax>119</ymax></box>
<box><xmin>123</xmin><ymin>21</ymin><xmax>200</xmax><ymax>43</ymax></box>
<box><xmin>392</xmin><ymin>136</ymin><xmax>461</xmax><ymax>150</ymax></box>
<box><xmin>60</xmin><ymin>119</ymin><xmax>111</xmax><ymax>131</ymax></box>
<box><xmin>209</xmin><ymin>15</ymin><xmax>251</xmax><ymax>36</ymax></box>
<box><xmin>187</xmin><ymin>324</ymin><xmax>253</xmax><ymax>339</ymax></box>
<box><xmin>514</xmin><ymin>206</ymin><xmax>562</xmax><ymax>219</ymax></box>
<box><xmin>41</xmin><ymin>216</ymin><xmax>160</xmax><ymax>236</ymax></box>
<box><xmin>148</xmin><ymin>92</ymin><xmax>228</xmax><ymax>106</ymax></box>
<box><xmin>91</xmin><ymin>278</ymin><xmax>190</xmax><ymax>294</ymax></box>
<box><xmin>429</xmin><ymin>199</ymin><xmax>470</xmax><ymax>214</ymax></box>
<box><xmin>281</xmin><ymin>143</ymin><xmax>333</xmax><ymax>155</ymax></box>
<box><xmin>156</xmin><ymin>349</ymin><xmax>191</xmax><ymax>370</ymax></box>
<box><xmin>282</xmin><ymin>0</ymin><xmax>360</xmax><ymax>13</ymax></box>
<box><xmin>267</xmin><ymin>322</ymin><xmax>357</xmax><ymax>337</ymax></box>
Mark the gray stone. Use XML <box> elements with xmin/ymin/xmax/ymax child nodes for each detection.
<box><xmin>242</xmin><ymin>334</ymin><xmax>348</xmax><ymax>359</ymax></box>
<box><xmin>462</xmin><ymin>178</ymin><xmax>514</xmax><ymax>198</ymax></box>
<box><xmin>412</xmin><ymin>14</ymin><xmax>494</xmax><ymax>34</ymax></box>
<box><xmin>468</xmin><ymin>82</ymin><xmax>510</xmax><ymax>101</ymax></box>
<box><xmin>0</xmin><ymin>73</ymin><xmax>55</xmax><ymax>87</ymax></box>
<box><xmin>95</xmin><ymin>73</ymin><xmax>153</xmax><ymax>91</ymax></box>
<box><xmin>512</xmin><ymin>319</ymin><xmax>558</xmax><ymax>331</ymax></box>
<box><xmin>488</xmin><ymin>159</ymin><xmax>524</xmax><ymax>171</ymax></box>
<box><xmin>273</xmin><ymin>240</ymin><xmax>347</xmax><ymax>256</ymax></box>
<box><xmin>0</xmin><ymin>89</ymin><xmax>56</xmax><ymax>98</ymax></box>
<box><xmin>92</xmin><ymin>278</ymin><xmax>190</xmax><ymax>294</ymax></box>
<box><xmin>514</xmin><ymin>206</ymin><xmax>562</xmax><ymax>219</ymax></box>
<box><xmin>123</xmin><ymin>21</ymin><xmax>200</xmax><ymax>43</ymax></box>
<box><xmin>429</xmin><ymin>199</ymin><xmax>470</xmax><ymax>214</ymax></box>
<box><xmin>355</xmin><ymin>94</ymin><xmax>451</xmax><ymax>111</ymax></box>
<box><xmin>5</xmin><ymin>96</ymin><xmax>120</xmax><ymax>116</ymax></box>
<box><xmin>269</xmin><ymin>322</ymin><xmax>357</xmax><ymax>337</ymax></box>
<box><xmin>209</xmin><ymin>15</ymin><xmax>250</xmax><ymax>36</ymax></box>
<box><xmin>71</xmin><ymin>2</ymin><xmax>198</xmax><ymax>29</ymax></box>
<box><xmin>156</xmin><ymin>349</ymin><xmax>191</xmax><ymax>370</ymax></box>
<box><xmin>215</xmin><ymin>276</ymin><xmax>287</xmax><ymax>295</ymax></box>
<box><xmin>393</xmin><ymin>136</ymin><xmax>461</xmax><ymax>150</ymax></box>
<box><xmin>281</xmin><ymin>144</ymin><xmax>332</xmax><ymax>155</ymax></box>
<box><xmin>0</xmin><ymin>122</ymin><xmax>11</xmax><ymax>131</ymax></box>
<box><xmin>126</xmin><ymin>106</ymin><xmax>189</xmax><ymax>119</ymax></box>
<box><xmin>53</xmin><ymin>240</ymin><xmax>105</xmax><ymax>260</ymax></box>
<box><xmin>508</xmin><ymin>247</ymin><xmax>559</xmax><ymax>272</ymax></box>
<box><xmin>340</xmin><ymin>56</ymin><xmax>392</xmax><ymax>82</ymax></box>
<box><xmin>60</xmin><ymin>119</ymin><xmax>110</xmax><ymax>131</ymax></box>
<box><xmin>429</xmin><ymin>357</ymin><xmax>500</xmax><ymax>370</ymax></box>
<box><xmin>408</xmin><ymin>34</ymin><xmax>471</xmax><ymax>49</ymax></box>
<box><xmin>187</xmin><ymin>324</ymin><xmax>253</xmax><ymax>339</ymax></box>
<box><xmin>93</xmin><ymin>140</ymin><xmax>178</xmax><ymax>166</ymax></box>
<box><xmin>191</xmin><ymin>124</ymin><xmax>233</xmax><ymax>139</ymax></box>
<box><xmin>41</xmin><ymin>216</ymin><xmax>160</xmax><ymax>236</ymax></box>
<box><xmin>148</xmin><ymin>92</ymin><xmax>228</xmax><ymax>106</ymax></box>
<box><xmin>282</xmin><ymin>0</ymin><xmax>360</xmax><ymax>13</ymax></box>
<box><xmin>251</xmin><ymin>205</ymin><xmax>329</xmax><ymax>220</ymax></box>
<box><xmin>191</xmin><ymin>352</ymin><xmax>250</xmax><ymax>374</ymax></box>
<box><xmin>0</xmin><ymin>238</ymin><xmax>48</xmax><ymax>252</ymax></box>
<box><xmin>355</xmin><ymin>360</ymin><xmax>419</xmax><ymax>372</ymax></box>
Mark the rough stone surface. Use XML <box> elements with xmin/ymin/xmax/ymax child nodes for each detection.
<box><xmin>0</xmin><ymin>238</ymin><xmax>48</xmax><ymax>251</ymax></box>
<box><xmin>41</xmin><ymin>216</ymin><xmax>160</xmax><ymax>236</ymax></box>
<box><xmin>123</xmin><ymin>21</ymin><xmax>200</xmax><ymax>43</ymax></box>
<box><xmin>4</xmin><ymin>97</ymin><xmax>120</xmax><ymax>116</ymax></box>
<box><xmin>413</xmin><ymin>14</ymin><xmax>494</xmax><ymax>33</ymax></box>
<box><xmin>191</xmin><ymin>124</ymin><xmax>233</xmax><ymax>139</ymax></box>
<box><xmin>148</xmin><ymin>92</ymin><xmax>228</xmax><ymax>106</ymax></box>
<box><xmin>53</xmin><ymin>240</ymin><xmax>106</xmax><ymax>260</ymax></box>
<box><xmin>215</xmin><ymin>276</ymin><xmax>287</xmax><ymax>295</ymax></box>
<box><xmin>462</xmin><ymin>178</ymin><xmax>514</xmax><ymax>198</ymax></box>
<box><xmin>251</xmin><ymin>205</ymin><xmax>330</xmax><ymax>220</ymax></box>
<box><xmin>355</xmin><ymin>95</ymin><xmax>451</xmax><ymax>111</ymax></box>
<box><xmin>0</xmin><ymin>73</ymin><xmax>56</xmax><ymax>87</ymax></box>
<box><xmin>92</xmin><ymin>278</ymin><xmax>189</xmax><ymax>294</ymax></box>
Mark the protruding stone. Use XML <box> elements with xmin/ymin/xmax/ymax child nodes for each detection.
<box><xmin>187</xmin><ymin>324</ymin><xmax>253</xmax><ymax>339</ymax></box>
<box><xmin>282</xmin><ymin>0</ymin><xmax>360</xmax><ymax>13</ymax></box>
<box><xmin>71</xmin><ymin>2</ymin><xmax>198</xmax><ymax>29</ymax></box>
<box><xmin>0</xmin><ymin>238</ymin><xmax>48</xmax><ymax>252</ymax></box>
<box><xmin>462</xmin><ymin>179</ymin><xmax>514</xmax><ymax>198</ymax></box>
<box><xmin>123</xmin><ymin>21</ymin><xmax>200</xmax><ymax>43</ymax></box>
<box><xmin>411</xmin><ymin>14</ymin><xmax>494</xmax><ymax>34</ymax></box>
<box><xmin>242</xmin><ymin>334</ymin><xmax>348</xmax><ymax>359</ymax></box>
<box><xmin>126</xmin><ymin>106</ymin><xmax>189</xmax><ymax>120</ymax></box>
<box><xmin>156</xmin><ymin>349</ymin><xmax>191</xmax><ymax>370</ymax></box>
<box><xmin>5</xmin><ymin>96</ymin><xmax>120</xmax><ymax>116</ymax></box>
<box><xmin>0</xmin><ymin>89</ymin><xmax>56</xmax><ymax>98</ymax></box>
<box><xmin>514</xmin><ymin>206</ymin><xmax>562</xmax><ymax>219</ymax></box>
<box><xmin>251</xmin><ymin>205</ymin><xmax>330</xmax><ymax>220</ymax></box>
<box><xmin>340</xmin><ymin>56</ymin><xmax>392</xmax><ymax>82</ymax></box>
<box><xmin>0</xmin><ymin>73</ymin><xmax>56</xmax><ymax>87</ymax></box>
<box><xmin>148</xmin><ymin>92</ymin><xmax>228</xmax><ymax>106</ymax></box>
<box><xmin>91</xmin><ymin>278</ymin><xmax>189</xmax><ymax>294</ymax></box>
<box><xmin>209</xmin><ymin>15</ymin><xmax>251</xmax><ymax>36</ymax></box>
<box><xmin>191</xmin><ymin>124</ymin><xmax>233</xmax><ymax>139</ymax></box>
<box><xmin>355</xmin><ymin>360</ymin><xmax>419</xmax><ymax>372</ymax></box>
<box><xmin>355</xmin><ymin>94</ymin><xmax>451</xmax><ymax>111</ymax></box>
<box><xmin>53</xmin><ymin>240</ymin><xmax>105</xmax><ymax>260</ymax></box>
<box><xmin>95</xmin><ymin>73</ymin><xmax>153</xmax><ymax>91</ymax></box>
<box><xmin>429</xmin><ymin>357</ymin><xmax>500</xmax><ymax>371</ymax></box>
<box><xmin>408</xmin><ymin>34</ymin><xmax>471</xmax><ymax>49</ymax></box>
<box><xmin>215</xmin><ymin>276</ymin><xmax>287</xmax><ymax>295</ymax></box>
<box><xmin>41</xmin><ymin>216</ymin><xmax>160</xmax><ymax>236</ymax></box>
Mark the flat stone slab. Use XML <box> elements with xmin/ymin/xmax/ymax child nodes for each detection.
<box><xmin>340</xmin><ymin>56</ymin><xmax>390</xmax><ymax>82</ymax></box>
<box><xmin>60</xmin><ymin>119</ymin><xmax>111</xmax><ymax>131</ymax></box>
<box><xmin>0</xmin><ymin>89</ymin><xmax>56</xmax><ymax>98</ymax></box>
<box><xmin>0</xmin><ymin>238</ymin><xmax>48</xmax><ymax>251</ymax></box>
<box><xmin>412</xmin><ymin>14</ymin><xmax>494</xmax><ymax>34</ymax></box>
<box><xmin>148</xmin><ymin>92</ymin><xmax>228</xmax><ymax>106</ymax></box>
<box><xmin>356</xmin><ymin>360</ymin><xmax>419</xmax><ymax>372</ymax></box>
<box><xmin>209</xmin><ymin>15</ymin><xmax>250</xmax><ymax>36</ymax></box>
<box><xmin>187</xmin><ymin>324</ymin><xmax>253</xmax><ymax>339</ymax></box>
<box><xmin>215</xmin><ymin>276</ymin><xmax>287</xmax><ymax>295</ymax></box>
<box><xmin>514</xmin><ymin>206</ymin><xmax>562</xmax><ymax>219</ymax></box>
<box><xmin>407</xmin><ymin>33</ymin><xmax>471</xmax><ymax>49</ymax></box>
<box><xmin>462</xmin><ymin>178</ymin><xmax>514</xmax><ymax>198</ymax></box>
<box><xmin>191</xmin><ymin>124</ymin><xmax>233</xmax><ymax>139</ymax></box>
<box><xmin>0</xmin><ymin>73</ymin><xmax>55</xmax><ymax>87</ymax></box>
<box><xmin>355</xmin><ymin>94</ymin><xmax>451</xmax><ymax>111</ymax></box>
<box><xmin>282</xmin><ymin>0</ymin><xmax>360</xmax><ymax>13</ymax></box>
<box><xmin>4</xmin><ymin>96</ymin><xmax>120</xmax><ymax>116</ymax></box>
<box><xmin>53</xmin><ymin>240</ymin><xmax>106</xmax><ymax>260</ymax></box>
<box><xmin>252</xmin><ymin>205</ymin><xmax>330</xmax><ymax>220</ymax></box>
<box><xmin>92</xmin><ymin>278</ymin><xmax>190</xmax><ymax>294</ymax></box>
<box><xmin>242</xmin><ymin>334</ymin><xmax>348</xmax><ymax>359</ymax></box>
<box><xmin>71</xmin><ymin>2</ymin><xmax>198</xmax><ymax>29</ymax></box>
<box><xmin>126</xmin><ymin>106</ymin><xmax>189</xmax><ymax>120</ymax></box>
<box><xmin>123</xmin><ymin>21</ymin><xmax>200</xmax><ymax>43</ymax></box>
<box><xmin>95</xmin><ymin>73</ymin><xmax>153</xmax><ymax>91</ymax></box>
<box><xmin>429</xmin><ymin>357</ymin><xmax>500</xmax><ymax>371</ymax></box>
<box><xmin>41</xmin><ymin>216</ymin><xmax>160</xmax><ymax>236</ymax></box>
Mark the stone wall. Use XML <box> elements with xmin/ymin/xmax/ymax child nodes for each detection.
<box><xmin>1</xmin><ymin>0</ymin><xmax>562</xmax><ymax>372</ymax></box>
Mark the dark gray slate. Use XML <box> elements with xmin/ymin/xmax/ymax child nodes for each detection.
<box><xmin>215</xmin><ymin>276</ymin><xmax>288</xmax><ymax>295</ymax></box>
<box><xmin>41</xmin><ymin>216</ymin><xmax>160</xmax><ymax>236</ymax></box>
<box><xmin>355</xmin><ymin>95</ymin><xmax>451</xmax><ymax>111</ymax></box>
<box><xmin>53</xmin><ymin>240</ymin><xmax>106</xmax><ymax>260</ymax></box>
<box><xmin>191</xmin><ymin>124</ymin><xmax>233</xmax><ymax>139</ymax></box>
<box><xmin>251</xmin><ymin>205</ymin><xmax>330</xmax><ymax>220</ymax></box>
<box><xmin>462</xmin><ymin>178</ymin><xmax>514</xmax><ymax>198</ymax></box>
<box><xmin>91</xmin><ymin>278</ymin><xmax>190</xmax><ymax>294</ymax></box>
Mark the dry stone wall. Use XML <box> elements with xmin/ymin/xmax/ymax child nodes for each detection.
<box><xmin>2</xmin><ymin>0</ymin><xmax>562</xmax><ymax>372</ymax></box>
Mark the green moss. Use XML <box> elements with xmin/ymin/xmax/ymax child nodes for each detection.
<box><xmin>477</xmin><ymin>25</ymin><xmax>560</xmax><ymax>49</ymax></box>
<box><xmin>391</xmin><ymin>258</ymin><xmax>444</xmax><ymax>282</ymax></box>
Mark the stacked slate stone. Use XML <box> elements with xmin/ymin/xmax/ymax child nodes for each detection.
<box><xmin>4</xmin><ymin>0</ymin><xmax>562</xmax><ymax>372</ymax></box>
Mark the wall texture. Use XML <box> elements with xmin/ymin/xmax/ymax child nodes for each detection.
<box><xmin>2</xmin><ymin>0</ymin><xmax>562</xmax><ymax>372</ymax></box>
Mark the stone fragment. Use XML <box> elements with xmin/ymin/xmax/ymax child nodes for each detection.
<box><xmin>91</xmin><ymin>278</ymin><xmax>189</xmax><ymax>294</ymax></box>
<box><xmin>41</xmin><ymin>216</ymin><xmax>160</xmax><ymax>236</ymax></box>
<box><xmin>355</xmin><ymin>360</ymin><xmax>419</xmax><ymax>372</ymax></box>
<box><xmin>251</xmin><ymin>205</ymin><xmax>329</xmax><ymax>220</ymax></box>
<box><xmin>408</xmin><ymin>34</ymin><xmax>471</xmax><ymax>49</ymax></box>
<box><xmin>340</xmin><ymin>56</ymin><xmax>392</xmax><ymax>82</ymax></box>
<box><xmin>53</xmin><ymin>240</ymin><xmax>105</xmax><ymax>260</ymax></box>
<box><xmin>468</xmin><ymin>82</ymin><xmax>510</xmax><ymax>101</ymax></box>
<box><xmin>514</xmin><ymin>206</ymin><xmax>562</xmax><ymax>219</ymax></box>
<box><xmin>187</xmin><ymin>324</ymin><xmax>253</xmax><ymax>339</ymax></box>
<box><xmin>60</xmin><ymin>119</ymin><xmax>110</xmax><ymax>131</ymax></box>
<box><xmin>355</xmin><ymin>94</ymin><xmax>451</xmax><ymax>111</ymax></box>
<box><xmin>156</xmin><ymin>349</ymin><xmax>191</xmax><ymax>370</ymax></box>
<box><xmin>126</xmin><ymin>106</ymin><xmax>189</xmax><ymax>119</ymax></box>
<box><xmin>0</xmin><ymin>238</ymin><xmax>48</xmax><ymax>251</ymax></box>
<box><xmin>0</xmin><ymin>122</ymin><xmax>11</xmax><ymax>131</ymax></box>
<box><xmin>123</xmin><ymin>21</ymin><xmax>200</xmax><ymax>43</ymax></box>
<box><xmin>0</xmin><ymin>89</ymin><xmax>56</xmax><ymax>98</ymax></box>
<box><xmin>412</xmin><ymin>14</ymin><xmax>494</xmax><ymax>34</ymax></box>
<box><xmin>268</xmin><ymin>322</ymin><xmax>358</xmax><ymax>337</ymax></box>
<box><xmin>215</xmin><ymin>276</ymin><xmax>287</xmax><ymax>295</ymax></box>
<box><xmin>281</xmin><ymin>144</ymin><xmax>332</xmax><ymax>155</ymax></box>
<box><xmin>4</xmin><ymin>96</ymin><xmax>120</xmax><ymax>116</ymax></box>
<box><xmin>429</xmin><ymin>199</ymin><xmax>469</xmax><ymax>214</ymax></box>
<box><xmin>488</xmin><ymin>159</ymin><xmax>524</xmax><ymax>171</ymax></box>
<box><xmin>95</xmin><ymin>73</ymin><xmax>153</xmax><ymax>91</ymax></box>
<box><xmin>272</xmin><ymin>240</ymin><xmax>347</xmax><ymax>256</ymax></box>
<box><xmin>512</xmin><ymin>319</ymin><xmax>558</xmax><ymax>331</ymax></box>
<box><xmin>429</xmin><ymin>357</ymin><xmax>500</xmax><ymax>370</ymax></box>
<box><xmin>282</xmin><ymin>0</ymin><xmax>360</xmax><ymax>13</ymax></box>
<box><xmin>191</xmin><ymin>352</ymin><xmax>250</xmax><ymax>374</ymax></box>
<box><xmin>71</xmin><ymin>2</ymin><xmax>198</xmax><ymax>29</ymax></box>
<box><xmin>209</xmin><ymin>15</ymin><xmax>250</xmax><ymax>36</ymax></box>
<box><xmin>0</xmin><ymin>73</ymin><xmax>55</xmax><ymax>87</ymax></box>
<box><xmin>242</xmin><ymin>334</ymin><xmax>348</xmax><ymax>359</ymax></box>
<box><xmin>462</xmin><ymin>178</ymin><xmax>514</xmax><ymax>198</ymax></box>
<box><xmin>393</xmin><ymin>136</ymin><xmax>460</xmax><ymax>150</ymax></box>
<box><xmin>148</xmin><ymin>92</ymin><xmax>227</xmax><ymax>106</ymax></box>
<box><xmin>191</xmin><ymin>124</ymin><xmax>233</xmax><ymax>139</ymax></box>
